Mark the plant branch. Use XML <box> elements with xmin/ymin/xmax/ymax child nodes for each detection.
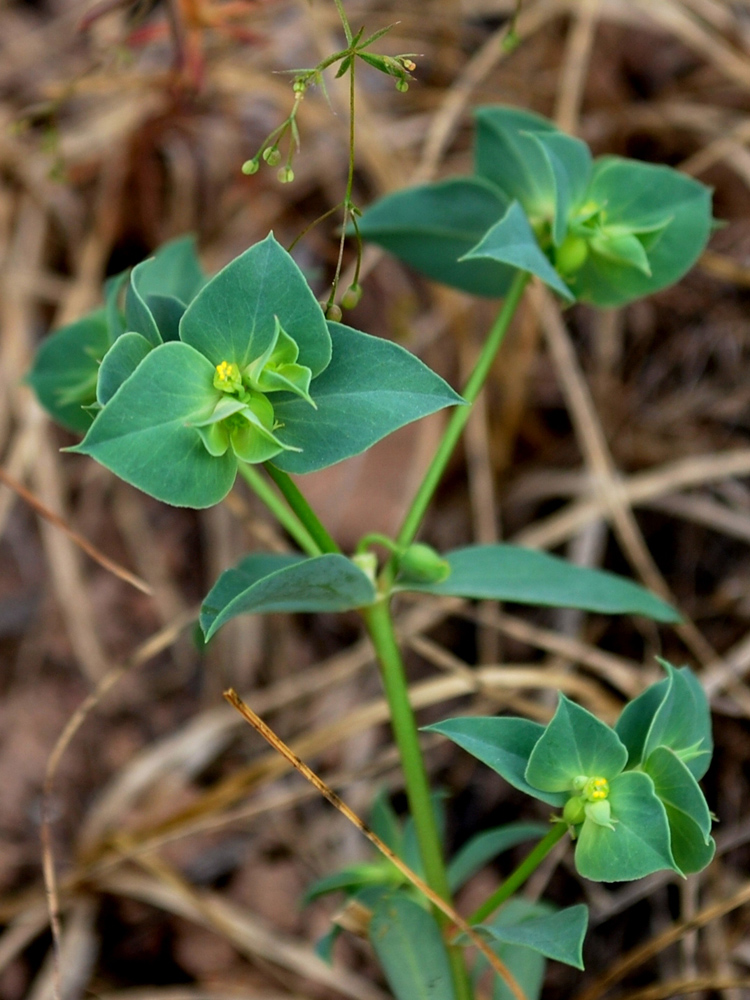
<box><xmin>237</xmin><ymin>463</ymin><xmax>320</xmax><ymax>556</ymax></box>
<box><xmin>263</xmin><ymin>463</ymin><xmax>341</xmax><ymax>554</ymax></box>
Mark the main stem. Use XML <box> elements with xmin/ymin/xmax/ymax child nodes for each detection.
<box><xmin>468</xmin><ymin>821</ymin><xmax>568</xmax><ymax>926</ymax></box>
<box><xmin>238</xmin><ymin>464</ymin><xmax>320</xmax><ymax>557</ymax></box>
<box><xmin>263</xmin><ymin>464</ymin><xmax>341</xmax><ymax>554</ymax></box>
<box><xmin>362</xmin><ymin>598</ymin><xmax>472</xmax><ymax>1000</ymax></box>
<box><xmin>396</xmin><ymin>270</ymin><xmax>530</xmax><ymax>550</ymax></box>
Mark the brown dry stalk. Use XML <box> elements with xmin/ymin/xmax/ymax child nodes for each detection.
<box><xmin>223</xmin><ymin>688</ymin><xmax>528</xmax><ymax>1000</ymax></box>
<box><xmin>0</xmin><ymin>464</ymin><xmax>152</xmax><ymax>595</ymax></box>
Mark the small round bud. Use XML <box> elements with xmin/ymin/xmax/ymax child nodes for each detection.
<box><xmin>293</xmin><ymin>78</ymin><xmax>306</xmax><ymax>93</ymax></box>
<box><xmin>398</xmin><ymin>543</ymin><xmax>450</xmax><ymax>584</ymax></box>
<box><xmin>555</xmin><ymin>233</ymin><xmax>589</xmax><ymax>275</ymax></box>
<box><xmin>325</xmin><ymin>303</ymin><xmax>343</xmax><ymax>322</ymax></box>
<box><xmin>263</xmin><ymin>146</ymin><xmax>281</xmax><ymax>165</ymax></box>
<box><xmin>401</xmin><ymin>58</ymin><xmax>416</xmax><ymax>72</ymax></box>
<box><xmin>242</xmin><ymin>158</ymin><xmax>260</xmax><ymax>175</ymax></box>
<box><xmin>277</xmin><ymin>166</ymin><xmax>295</xmax><ymax>184</ymax></box>
<box><xmin>341</xmin><ymin>283</ymin><xmax>362</xmax><ymax>310</ymax></box>
<box><xmin>563</xmin><ymin>795</ymin><xmax>586</xmax><ymax>827</ymax></box>
<box><xmin>395</xmin><ymin>79</ymin><xmax>409</xmax><ymax>93</ymax></box>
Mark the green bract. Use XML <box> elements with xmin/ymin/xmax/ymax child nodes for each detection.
<box><xmin>427</xmin><ymin>663</ymin><xmax>714</xmax><ymax>882</ymax></box>
<box><xmin>30</xmin><ymin>233</ymin><xmax>464</xmax><ymax>507</ymax></box>
<box><xmin>358</xmin><ymin>105</ymin><xmax>713</xmax><ymax>307</ymax></box>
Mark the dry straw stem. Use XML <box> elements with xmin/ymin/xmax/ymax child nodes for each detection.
<box><xmin>620</xmin><ymin>976</ymin><xmax>750</xmax><ymax>1000</ymax></box>
<box><xmin>0</xmin><ymin>465</ymin><xmax>152</xmax><ymax>595</ymax></box>
<box><xmin>224</xmin><ymin>688</ymin><xmax>530</xmax><ymax>1000</ymax></box>
<box><xmin>573</xmin><ymin>879</ymin><xmax>750</xmax><ymax>1000</ymax></box>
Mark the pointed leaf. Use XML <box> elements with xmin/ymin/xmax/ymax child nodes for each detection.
<box><xmin>396</xmin><ymin>544</ymin><xmax>681</xmax><ymax>622</ymax></box>
<box><xmin>271</xmin><ymin>323</ymin><xmax>464</xmax><ymax>474</ymax></box>
<box><xmin>472</xmin><ymin>900</ymin><xmax>549</xmax><ymax>1000</ymax></box>
<box><xmin>448</xmin><ymin>822</ymin><xmax>548</xmax><ymax>891</ymax></box>
<box><xmin>530</xmin><ymin>132</ymin><xmax>592</xmax><ymax>245</ymax></box>
<box><xmin>461</xmin><ymin>202</ymin><xmax>574</xmax><ymax>300</ymax></box>
<box><xmin>369</xmin><ymin>892</ymin><xmax>457</xmax><ymax>1000</ymax></box>
<box><xmin>644</xmin><ymin>746</ymin><xmax>712</xmax><ymax>841</ymax></box>
<box><xmin>28</xmin><ymin>310</ymin><xmax>110</xmax><ymax>433</ymax></box>
<box><xmin>473</xmin><ymin>105</ymin><xmax>558</xmax><ymax>217</ymax></box>
<box><xmin>315</xmin><ymin>925</ymin><xmax>341</xmax><ymax>965</ymax></box>
<box><xmin>132</xmin><ymin>234</ymin><xmax>205</xmax><ymax>303</ymax></box>
<box><xmin>200</xmin><ymin>553</ymin><xmax>377</xmax><ymax>639</ymax></box>
<box><xmin>97</xmin><ymin>332</ymin><xmax>153</xmax><ymax>405</ymax></box>
<box><xmin>70</xmin><ymin>342</ymin><xmax>237</xmax><ymax>508</ymax></box>
<box><xmin>424</xmin><ymin>717</ymin><xmax>564</xmax><ymax>807</ymax></box>
<box><xmin>125</xmin><ymin>259</ymin><xmax>163</xmax><ymax>347</ymax></box>
<box><xmin>146</xmin><ymin>294</ymin><xmax>186</xmax><ymax>342</ymax></box>
<box><xmin>526</xmin><ymin>695</ymin><xmax>628</xmax><ymax>793</ymax></box>
<box><xmin>179</xmin><ymin>233</ymin><xmax>331</xmax><ymax>376</ymax></box>
<box><xmin>357</xmin><ymin>177</ymin><xmax>515</xmax><ymax>297</ymax></box>
<box><xmin>567</xmin><ymin>156</ymin><xmax>712</xmax><ymax>307</ymax></box>
<box><xmin>479</xmin><ymin>902</ymin><xmax>588</xmax><ymax>969</ymax></box>
<box><xmin>575</xmin><ymin>771</ymin><xmax>678</xmax><ymax>881</ymax></box>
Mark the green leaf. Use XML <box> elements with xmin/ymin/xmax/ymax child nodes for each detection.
<box><xmin>105</xmin><ymin>271</ymin><xmax>128</xmax><ymax>341</ymax></box>
<box><xmin>461</xmin><ymin>201</ymin><xmax>574</xmax><ymax>300</ymax></box>
<box><xmin>271</xmin><ymin>324</ymin><xmax>464</xmax><ymax>474</ymax></box>
<box><xmin>479</xmin><ymin>901</ymin><xmax>588</xmax><ymax>969</ymax></box>
<box><xmin>132</xmin><ymin>234</ymin><xmax>205</xmax><ymax>303</ymax></box>
<box><xmin>314</xmin><ymin>925</ymin><xmax>341</xmax><ymax>965</ymax></box>
<box><xmin>97</xmin><ymin>332</ymin><xmax>153</xmax><ymax>406</ymax></box>
<box><xmin>525</xmin><ymin>695</ymin><xmax>628</xmax><ymax>793</ymax></box>
<box><xmin>179</xmin><ymin>233</ymin><xmax>331</xmax><ymax>377</ymax></box>
<box><xmin>575</xmin><ymin>771</ymin><xmax>679</xmax><ymax>881</ymax></box>
<box><xmin>369</xmin><ymin>789</ymin><xmax>404</xmax><ymax>854</ymax></box>
<box><xmin>125</xmin><ymin>258</ymin><xmax>163</xmax><ymax>347</ymax></box>
<box><xmin>568</xmin><ymin>157</ymin><xmax>712</xmax><ymax>307</ymax></box>
<box><xmin>357</xmin><ymin>177</ymin><xmax>515</xmax><ymax>297</ymax></box>
<box><xmin>69</xmin><ymin>342</ymin><xmax>237</xmax><ymax>508</ymax></box>
<box><xmin>530</xmin><ymin>132</ymin><xmax>592</xmax><ymax>245</ymax></box>
<box><xmin>396</xmin><ymin>544</ymin><xmax>681</xmax><ymax>622</ymax></box>
<box><xmin>304</xmin><ymin>862</ymin><xmax>402</xmax><ymax>904</ymax></box>
<box><xmin>472</xmin><ymin>901</ymin><xmax>548</xmax><ymax>1000</ymax></box>
<box><xmin>616</xmin><ymin>664</ymin><xmax>712</xmax><ymax>779</ymax></box>
<box><xmin>27</xmin><ymin>309</ymin><xmax>111</xmax><ymax>433</ymax></box>
<box><xmin>473</xmin><ymin>106</ymin><xmax>558</xmax><ymax>218</ymax></box>
<box><xmin>447</xmin><ymin>822</ymin><xmax>548</xmax><ymax>891</ymax></box>
<box><xmin>402</xmin><ymin>794</ymin><xmax>447</xmax><ymax>877</ymax></box>
<box><xmin>644</xmin><ymin>745</ymin><xmax>712</xmax><ymax>841</ymax></box>
<box><xmin>200</xmin><ymin>553</ymin><xmax>377</xmax><ymax>639</ymax></box>
<box><xmin>146</xmin><ymin>294</ymin><xmax>186</xmax><ymax>342</ymax></box>
<box><xmin>424</xmin><ymin>717</ymin><xmax>564</xmax><ymax>807</ymax></box>
<box><xmin>369</xmin><ymin>892</ymin><xmax>457</xmax><ymax>1000</ymax></box>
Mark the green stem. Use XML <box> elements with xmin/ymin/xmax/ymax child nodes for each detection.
<box><xmin>395</xmin><ymin>270</ymin><xmax>530</xmax><ymax>550</ymax></box>
<box><xmin>237</xmin><ymin>464</ymin><xmax>320</xmax><ymax>556</ymax></box>
<box><xmin>361</xmin><ymin>597</ymin><xmax>473</xmax><ymax>1000</ymax></box>
<box><xmin>468</xmin><ymin>821</ymin><xmax>569</xmax><ymax>926</ymax></box>
<box><xmin>263</xmin><ymin>464</ymin><xmax>341</xmax><ymax>554</ymax></box>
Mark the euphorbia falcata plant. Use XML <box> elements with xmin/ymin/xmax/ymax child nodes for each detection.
<box><xmin>28</xmin><ymin>97</ymin><xmax>715</xmax><ymax>1000</ymax></box>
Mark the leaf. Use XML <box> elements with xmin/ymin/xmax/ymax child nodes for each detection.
<box><xmin>27</xmin><ymin>310</ymin><xmax>111</xmax><ymax>433</ymax></box>
<box><xmin>369</xmin><ymin>789</ymin><xmax>404</xmax><ymax>854</ymax></box>
<box><xmin>304</xmin><ymin>862</ymin><xmax>402</xmax><ymax>904</ymax></box>
<box><xmin>179</xmin><ymin>233</ymin><xmax>331</xmax><ymax>377</ymax></box>
<box><xmin>125</xmin><ymin>258</ymin><xmax>163</xmax><ymax>347</ymax></box>
<box><xmin>644</xmin><ymin>745</ymin><xmax>712</xmax><ymax>841</ymax></box>
<box><xmin>97</xmin><ymin>332</ymin><xmax>153</xmax><ymax>406</ymax></box>
<box><xmin>447</xmin><ymin>822</ymin><xmax>548</xmax><ymax>891</ymax></box>
<box><xmin>472</xmin><ymin>901</ymin><xmax>548</xmax><ymax>1000</ymax></box>
<box><xmin>396</xmin><ymin>544</ymin><xmax>681</xmax><ymax>622</ymax></box>
<box><xmin>479</xmin><ymin>901</ymin><xmax>588</xmax><ymax>969</ymax></box>
<box><xmin>69</xmin><ymin>342</ymin><xmax>237</xmax><ymax>508</ymax></box>
<box><xmin>132</xmin><ymin>234</ymin><xmax>206</xmax><ymax>303</ymax></box>
<box><xmin>146</xmin><ymin>294</ymin><xmax>186</xmax><ymax>342</ymax></box>
<box><xmin>357</xmin><ymin>177</ymin><xmax>515</xmax><ymax>297</ymax></box>
<box><xmin>473</xmin><ymin>105</ymin><xmax>558</xmax><ymax>217</ymax></box>
<box><xmin>271</xmin><ymin>323</ymin><xmax>464</xmax><ymax>474</ymax></box>
<box><xmin>200</xmin><ymin>553</ymin><xmax>377</xmax><ymax>639</ymax></box>
<box><xmin>525</xmin><ymin>695</ymin><xmax>628</xmax><ymax>793</ymax></box>
<box><xmin>616</xmin><ymin>665</ymin><xmax>712</xmax><ymax>778</ymax></box>
<box><xmin>402</xmin><ymin>794</ymin><xmax>447</xmax><ymax>877</ymax></box>
<box><xmin>530</xmin><ymin>132</ymin><xmax>592</xmax><ymax>245</ymax></box>
<box><xmin>424</xmin><ymin>717</ymin><xmax>564</xmax><ymax>807</ymax></box>
<box><xmin>574</xmin><ymin>771</ymin><xmax>679</xmax><ymax>881</ymax></box>
<box><xmin>461</xmin><ymin>202</ymin><xmax>574</xmax><ymax>300</ymax></box>
<box><xmin>369</xmin><ymin>892</ymin><xmax>457</xmax><ymax>1000</ymax></box>
<box><xmin>315</xmin><ymin>925</ymin><xmax>341</xmax><ymax>965</ymax></box>
<box><xmin>567</xmin><ymin>156</ymin><xmax>712</xmax><ymax>307</ymax></box>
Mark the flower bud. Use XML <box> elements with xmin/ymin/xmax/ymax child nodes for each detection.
<box><xmin>263</xmin><ymin>146</ymin><xmax>281</xmax><ymax>166</ymax></box>
<box><xmin>341</xmin><ymin>283</ymin><xmax>362</xmax><ymax>310</ymax></box>
<box><xmin>242</xmin><ymin>158</ymin><xmax>260</xmax><ymax>175</ymax></box>
<box><xmin>277</xmin><ymin>166</ymin><xmax>295</xmax><ymax>184</ymax></box>
<box><xmin>325</xmin><ymin>303</ymin><xmax>343</xmax><ymax>322</ymax></box>
<box><xmin>563</xmin><ymin>795</ymin><xmax>586</xmax><ymax>827</ymax></box>
<box><xmin>555</xmin><ymin>233</ymin><xmax>589</xmax><ymax>275</ymax></box>
<box><xmin>395</xmin><ymin>79</ymin><xmax>409</xmax><ymax>93</ymax></box>
<box><xmin>398</xmin><ymin>543</ymin><xmax>450</xmax><ymax>584</ymax></box>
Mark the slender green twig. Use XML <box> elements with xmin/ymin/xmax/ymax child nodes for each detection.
<box><xmin>263</xmin><ymin>464</ymin><xmax>341</xmax><ymax>554</ymax></box>
<box><xmin>237</xmin><ymin>464</ymin><xmax>320</xmax><ymax>556</ymax></box>
<box><xmin>468</xmin><ymin>821</ymin><xmax>569</xmax><ymax>926</ymax></box>
<box><xmin>395</xmin><ymin>270</ymin><xmax>530</xmax><ymax>551</ymax></box>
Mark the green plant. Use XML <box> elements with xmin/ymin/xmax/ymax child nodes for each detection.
<box><xmin>28</xmin><ymin>99</ymin><xmax>715</xmax><ymax>1000</ymax></box>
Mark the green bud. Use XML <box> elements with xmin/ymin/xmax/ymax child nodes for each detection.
<box><xmin>277</xmin><ymin>166</ymin><xmax>295</xmax><ymax>184</ymax></box>
<box><xmin>563</xmin><ymin>795</ymin><xmax>586</xmax><ymax>827</ymax></box>
<box><xmin>555</xmin><ymin>233</ymin><xmax>589</xmax><ymax>275</ymax></box>
<box><xmin>325</xmin><ymin>303</ymin><xmax>343</xmax><ymax>322</ymax></box>
<box><xmin>242</xmin><ymin>158</ymin><xmax>260</xmax><ymax>175</ymax></box>
<box><xmin>341</xmin><ymin>283</ymin><xmax>362</xmax><ymax>310</ymax></box>
<box><xmin>395</xmin><ymin>79</ymin><xmax>409</xmax><ymax>93</ymax></box>
<box><xmin>398</xmin><ymin>543</ymin><xmax>451</xmax><ymax>584</ymax></box>
<box><xmin>584</xmin><ymin>799</ymin><xmax>615</xmax><ymax>830</ymax></box>
<box><xmin>263</xmin><ymin>146</ymin><xmax>281</xmax><ymax>166</ymax></box>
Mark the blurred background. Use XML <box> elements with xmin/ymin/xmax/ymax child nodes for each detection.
<box><xmin>2</xmin><ymin>1</ymin><xmax>750</xmax><ymax>998</ymax></box>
